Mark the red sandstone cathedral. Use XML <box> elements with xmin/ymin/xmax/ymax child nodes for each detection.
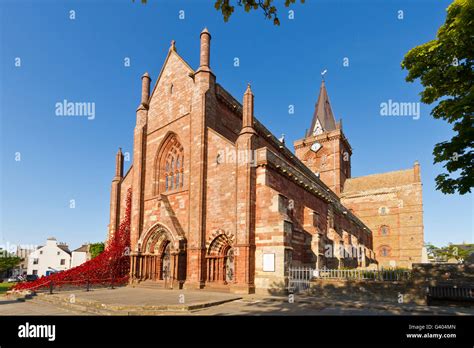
<box><xmin>107</xmin><ymin>29</ymin><xmax>424</xmax><ymax>294</ymax></box>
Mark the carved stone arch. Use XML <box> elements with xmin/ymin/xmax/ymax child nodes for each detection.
<box><xmin>139</xmin><ymin>222</ymin><xmax>184</xmax><ymax>254</ymax></box>
<box><xmin>153</xmin><ymin>132</ymin><xmax>185</xmax><ymax>195</ymax></box>
<box><xmin>205</xmin><ymin>230</ymin><xmax>236</xmax><ymax>284</ymax></box>
<box><xmin>206</xmin><ymin>229</ymin><xmax>235</xmax><ymax>254</ymax></box>
<box><xmin>133</xmin><ymin>222</ymin><xmax>187</xmax><ymax>288</ymax></box>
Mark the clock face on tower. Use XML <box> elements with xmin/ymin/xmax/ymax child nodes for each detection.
<box><xmin>310</xmin><ymin>142</ymin><xmax>322</xmax><ymax>153</ymax></box>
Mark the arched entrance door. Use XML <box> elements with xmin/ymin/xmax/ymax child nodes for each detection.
<box><xmin>225</xmin><ymin>248</ymin><xmax>235</xmax><ymax>282</ymax></box>
<box><xmin>161</xmin><ymin>242</ymin><xmax>171</xmax><ymax>282</ymax></box>
<box><xmin>206</xmin><ymin>234</ymin><xmax>235</xmax><ymax>285</ymax></box>
<box><xmin>131</xmin><ymin>224</ymin><xmax>186</xmax><ymax>289</ymax></box>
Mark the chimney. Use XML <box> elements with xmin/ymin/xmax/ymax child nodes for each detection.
<box><xmin>115</xmin><ymin>148</ymin><xmax>124</xmax><ymax>178</ymax></box>
<box><xmin>241</xmin><ymin>84</ymin><xmax>256</xmax><ymax>135</ymax></box>
<box><xmin>414</xmin><ymin>160</ymin><xmax>421</xmax><ymax>182</ymax></box>
<box><xmin>141</xmin><ymin>72</ymin><xmax>151</xmax><ymax>108</ymax></box>
<box><xmin>199</xmin><ymin>28</ymin><xmax>211</xmax><ymax>71</ymax></box>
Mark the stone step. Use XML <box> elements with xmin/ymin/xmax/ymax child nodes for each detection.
<box><xmin>129</xmin><ymin>281</ymin><xmax>170</xmax><ymax>290</ymax></box>
<box><xmin>31</xmin><ymin>297</ymin><xmax>107</xmax><ymax>315</ymax></box>
<box><xmin>30</xmin><ymin>291</ymin><xmax>241</xmax><ymax>315</ymax></box>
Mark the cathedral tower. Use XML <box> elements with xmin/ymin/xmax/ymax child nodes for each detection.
<box><xmin>294</xmin><ymin>80</ymin><xmax>352</xmax><ymax>195</ymax></box>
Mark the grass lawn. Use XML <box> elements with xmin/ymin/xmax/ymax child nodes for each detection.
<box><xmin>0</xmin><ymin>282</ymin><xmax>16</xmax><ymax>296</ymax></box>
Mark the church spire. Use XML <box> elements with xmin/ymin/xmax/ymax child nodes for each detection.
<box><xmin>307</xmin><ymin>79</ymin><xmax>337</xmax><ymax>137</ymax></box>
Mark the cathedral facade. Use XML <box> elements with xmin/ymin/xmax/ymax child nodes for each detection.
<box><xmin>107</xmin><ymin>29</ymin><xmax>423</xmax><ymax>294</ymax></box>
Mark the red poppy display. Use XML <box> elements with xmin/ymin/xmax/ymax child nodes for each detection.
<box><xmin>13</xmin><ymin>189</ymin><xmax>132</xmax><ymax>292</ymax></box>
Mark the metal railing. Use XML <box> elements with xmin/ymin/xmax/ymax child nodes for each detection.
<box><xmin>288</xmin><ymin>267</ymin><xmax>313</xmax><ymax>293</ymax></box>
<box><xmin>315</xmin><ymin>268</ymin><xmax>412</xmax><ymax>281</ymax></box>
<box><xmin>287</xmin><ymin>267</ymin><xmax>412</xmax><ymax>293</ymax></box>
<box><xmin>427</xmin><ymin>286</ymin><xmax>474</xmax><ymax>303</ymax></box>
<box><xmin>20</xmin><ymin>276</ymin><xmax>128</xmax><ymax>294</ymax></box>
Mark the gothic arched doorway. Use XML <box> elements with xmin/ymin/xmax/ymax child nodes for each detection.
<box><xmin>131</xmin><ymin>224</ymin><xmax>186</xmax><ymax>289</ymax></box>
<box><xmin>206</xmin><ymin>233</ymin><xmax>235</xmax><ymax>285</ymax></box>
<box><xmin>160</xmin><ymin>242</ymin><xmax>171</xmax><ymax>281</ymax></box>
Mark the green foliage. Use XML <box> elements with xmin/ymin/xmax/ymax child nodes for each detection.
<box><xmin>0</xmin><ymin>282</ymin><xmax>16</xmax><ymax>295</ymax></box>
<box><xmin>133</xmin><ymin>0</ymin><xmax>305</xmax><ymax>25</ymax></box>
<box><xmin>425</xmin><ymin>243</ymin><xmax>439</xmax><ymax>258</ymax></box>
<box><xmin>426</xmin><ymin>242</ymin><xmax>474</xmax><ymax>261</ymax></box>
<box><xmin>402</xmin><ymin>0</ymin><xmax>474</xmax><ymax>195</ymax></box>
<box><xmin>214</xmin><ymin>0</ymin><xmax>305</xmax><ymax>25</ymax></box>
<box><xmin>440</xmin><ymin>244</ymin><xmax>474</xmax><ymax>261</ymax></box>
<box><xmin>89</xmin><ymin>242</ymin><xmax>105</xmax><ymax>259</ymax></box>
<box><xmin>0</xmin><ymin>250</ymin><xmax>21</xmax><ymax>273</ymax></box>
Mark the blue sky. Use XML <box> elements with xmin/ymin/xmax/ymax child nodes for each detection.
<box><xmin>1</xmin><ymin>0</ymin><xmax>472</xmax><ymax>250</ymax></box>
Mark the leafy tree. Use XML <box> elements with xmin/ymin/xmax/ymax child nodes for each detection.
<box><xmin>426</xmin><ymin>242</ymin><xmax>474</xmax><ymax>262</ymax></box>
<box><xmin>0</xmin><ymin>250</ymin><xmax>21</xmax><ymax>274</ymax></box>
<box><xmin>133</xmin><ymin>0</ymin><xmax>306</xmax><ymax>26</ymax></box>
<box><xmin>214</xmin><ymin>0</ymin><xmax>305</xmax><ymax>25</ymax></box>
<box><xmin>89</xmin><ymin>242</ymin><xmax>105</xmax><ymax>259</ymax></box>
<box><xmin>425</xmin><ymin>243</ymin><xmax>439</xmax><ymax>258</ymax></box>
<box><xmin>402</xmin><ymin>0</ymin><xmax>474</xmax><ymax>195</ymax></box>
<box><xmin>439</xmin><ymin>244</ymin><xmax>474</xmax><ymax>261</ymax></box>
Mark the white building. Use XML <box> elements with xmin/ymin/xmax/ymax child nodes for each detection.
<box><xmin>27</xmin><ymin>237</ymin><xmax>71</xmax><ymax>276</ymax></box>
<box><xmin>71</xmin><ymin>244</ymin><xmax>90</xmax><ymax>268</ymax></box>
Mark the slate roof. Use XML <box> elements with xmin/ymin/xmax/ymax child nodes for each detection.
<box><xmin>57</xmin><ymin>244</ymin><xmax>71</xmax><ymax>254</ymax></box>
<box><xmin>307</xmin><ymin>80</ymin><xmax>337</xmax><ymax>137</ymax></box>
<box><xmin>342</xmin><ymin>168</ymin><xmax>415</xmax><ymax>194</ymax></box>
<box><xmin>73</xmin><ymin>244</ymin><xmax>89</xmax><ymax>253</ymax></box>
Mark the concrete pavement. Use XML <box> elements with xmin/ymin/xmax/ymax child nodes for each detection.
<box><xmin>1</xmin><ymin>287</ymin><xmax>473</xmax><ymax>316</ymax></box>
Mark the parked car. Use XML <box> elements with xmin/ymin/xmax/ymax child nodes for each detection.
<box><xmin>25</xmin><ymin>275</ymin><xmax>38</xmax><ymax>282</ymax></box>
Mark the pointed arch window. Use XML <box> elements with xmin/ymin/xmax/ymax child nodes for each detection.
<box><xmin>379</xmin><ymin>245</ymin><xmax>391</xmax><ymax>257</ymax></box>
<box><xmin>380</xmin><ymin>225</ymin><xmax>390</xmax><ymax>236</ymax></box>
<box><xmin>161</xmin><ymin>136</ymin><xmax>184</xmax><ymax>193</ymax></box>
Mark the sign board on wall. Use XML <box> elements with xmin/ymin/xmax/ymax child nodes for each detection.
<box><xmin>263</xmin><ymin>253</ymin><xmax>275</xmax><ymax>272</ymax></box>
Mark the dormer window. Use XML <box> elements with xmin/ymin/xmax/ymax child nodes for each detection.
<box><xmin>313</xmin><ymin>119</ymin><xmax>323</xmax><ymax>135</ymax></box>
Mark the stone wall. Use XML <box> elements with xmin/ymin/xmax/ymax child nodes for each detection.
<box><xmin>304</xmin><ymin>263</ymin><xmax>474</xmax><ymax>305</ymax></box>
<box><xmin>341</xmin><ymin>164</ymin><xmax>424</xmax><ymax>268</ymax></box>
<box><xmin>411</xmin><ymin>263</ymin><xmax>474</xmax><ymax>286</ymax></box>
<box><xmin>308</xmin><ymin>278</ymin><xmax>423</xmax><ymax>304</ymax></box>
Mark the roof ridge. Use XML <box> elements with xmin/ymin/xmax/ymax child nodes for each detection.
<box><xmin>147</xmin><ymin>47</ymin><xmax>195</xmax><ymax>104</ymax></box>
<box><xmin>346</xmin><ymin>167</ymin><xmax>414</xmax><ymax>181</ymax></box>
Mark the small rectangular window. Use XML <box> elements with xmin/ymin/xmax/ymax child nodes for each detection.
<box><xmin>60</xmin><ymin>259</ymin><xmax>66</xmax><ymax>265</ymax></box>
<box><xmin>33</xmin><ymin>258</ymin><xmax>39</xmax><ymax>265</ymax></box>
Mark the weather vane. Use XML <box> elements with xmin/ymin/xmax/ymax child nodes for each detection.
<box><xmin>321</xmin><ymin>69</ymin><xmax>328</xmax><ymax>81</ymax></box>
<box><xmin>321</xmin><ymin>69</ymin><xmax>327</xmax><ymax>81</ymax></box>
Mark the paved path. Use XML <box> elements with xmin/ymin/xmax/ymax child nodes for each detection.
<box><xmin>0</xmin><ymin>297</ymin><xmax>86</xmax><ymax>315</ymax></box>
<box><xmin>1</xmin><ymin>288</ymin><xmax>473</xmax><ymax>316</ymax></box>
<box><xmin>57</xmin><ymin>286</ymin><xmax>240</xmax><ymax>307</ymax></box>
<box><xmin>191</xmin><ymin>296</ymin><xmax>474</xmax><ymax>316</ymax></box>
<box><xmin>190</xmin><ymin>298</ymin><xmax>393</xmax><ymax>315</ymax></box>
